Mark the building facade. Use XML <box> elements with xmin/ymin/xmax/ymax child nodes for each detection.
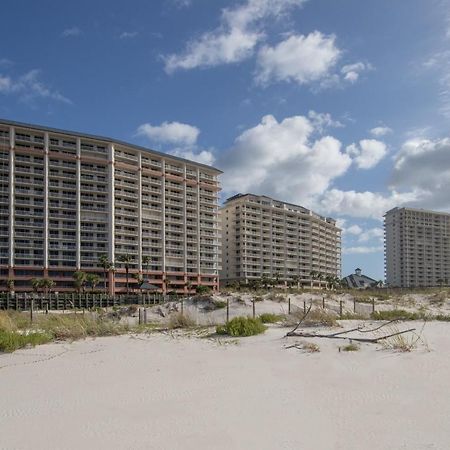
<box><xmin>385</xmin><ymin>207</ymin><xmax>450</xmax><ymax>288</ymax></box>
<box><xmin>220</xmin><ymin>194</ymin><xmax>341</xmax><ymax>286</ymax></box>
<box><xmin>0</xmin><ymin>119</ymin><xmax>221</xmax><ymax>294</ymax></box>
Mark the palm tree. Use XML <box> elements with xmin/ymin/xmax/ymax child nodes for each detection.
<box><xmin>133</xmin><ymin>273</ymin><xmax>144</xmax><ymax>294</ymax></box>
<box><xmin>317</xmin><ymin>272</ymin><xmax>324</xmax><ymax>289</ymax></box>
<box><xmin>31</xmin><ymin>278</ymin><xmax>43</xmax><ymax>294</ymax></box>
<box><xmin>98</xmin><ymin>255</ymin><xmax>112</xmax><ymax>293</ymax></box>
<box><xmin>310</xmin><ymin>270</ymin><xmax>317</xmax><ymax>288</ymax></box>
<box><xmin>142</xmin><ymin>255</ymin><xmax>152</xmax><ymax>282</ymax></box>
<box><xmin>86</xmin><ymin>274</ymin><xmax>100</xmax><ymax>293</ymax></box>
<box><xmin>73</xmin><ymin>271</ymin><xmax>87</xmax><ymax>293</ymax></box>
<box><xmin>6</xmin><ymin>279</ymin><xmax>14</xmax><ymax>293</ymax></box>
<box><xmin>118</xmin><ymin>254</ymin><xmax>134</xmax><ymax>294</ymax></box>
<box><xmin>43</xmin><ymin>279</ymin><xmax>55</xmax><ymax>295</ymax></box>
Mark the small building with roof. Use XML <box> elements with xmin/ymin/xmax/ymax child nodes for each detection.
<box><xmin>342</xmin><ymin>268</ymin><xmax>382</xmax><ymax>289</ymax></box>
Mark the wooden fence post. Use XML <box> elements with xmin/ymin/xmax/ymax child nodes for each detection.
<box><xmin>288</xmin><ymin>297</ymin><xmax>291</xmax><ymax>315</ymax></box>
<box><xmin>372</xmin><ymin>298</ymin><xmax>375</xmax><ymax>314</ymax></box>
<box><xmin>181</xmin><ymin>298</ymin><xmax>184</xmax><ymax>316</ymax></box>
<box><xmin>30</xmin><ymin>298</ymin><xmax>34</xmax><ymax>323</ymax></box>
<box><xmin>353</xmin><ymin>298</ymin><xmax>356</xmax><ymax>313</ymax></box>
<box><xmin>303</xmin><ymin>301</ymin><xmax>306</xmax><ymax>315</ymax></box>
<box><xmin>252</xmin><ymin>299</ymin><xmax>256</xmax><ymax>319</ymax></box>
<box><xmin>322</xmin><ymin>296</ymin><xmax>325</xmax><ymax>309</ymax></box>
<box><xmin>226</xmin><ymin>297</ymin><xmax>230</xmax><ymax>323</ymax></box>
<box><xmin>339</xmin><ymin>300</ymin><xmax>343</xmax><ymax>318</ymax></box>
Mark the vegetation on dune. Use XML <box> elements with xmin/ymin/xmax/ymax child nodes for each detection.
<box><xmin>0</xmin><ymin>330</ymin><xmax>52</xmax><ymax>353</ymax></box>
<box><xmin>342</xmin><ymin>343</ymin><xmax>359</xmax><ymax>352</ymax></box>
<box><xmin>216</xmin><ymin>316</ymin><xmax>267</xmax><ymax>337</ymax></box>
<box><xmin>258</xmin><ymin>313</ymin><xmax>283</xmax><ymax>324</ymax></box>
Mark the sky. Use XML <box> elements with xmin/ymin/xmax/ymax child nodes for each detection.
<box><xmin>1</xmin><ymin>0</ymin><xmax>450</xmax><ymax>280</ymax></box>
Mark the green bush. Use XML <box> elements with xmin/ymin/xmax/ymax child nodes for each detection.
<box><xmin>342</xmin><ymin>343</ymin><xmax>359</xmax><ymax>352</ymax></box>
<box><xmin>216</xmin><ymin>316</ymin><xmax>266</xmax><ymax>337</ymax></box>
<box><xmin>196</xmin><ymin>285</ymin><xmax>212</xmax><ymax>295</ymax></box>
<box><xmin>259</xmin><ymin>313</ymin><xmax>283</xmax><ymax>323</ymax></box>
<box><xmin>0</xmin><ymin>330</ymin><xmax>52</xmax><ymax>353</ymax></box>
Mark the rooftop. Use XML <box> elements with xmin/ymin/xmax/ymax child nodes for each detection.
<box><xmin>0</xmin><ymin>118</ymin><xmax>222</xmax><ymax>174</ymax></box>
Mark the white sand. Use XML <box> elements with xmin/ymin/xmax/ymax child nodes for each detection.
<box><xmin>1</xmin><ymin>323</ymin><xmax>450</xmax><ymax>450</ymax></box>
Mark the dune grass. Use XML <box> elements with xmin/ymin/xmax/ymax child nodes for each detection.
<box><xmin>259</xmin><ymin>313</ymin><xmax>283</xmax><ymax>323</ymax></box>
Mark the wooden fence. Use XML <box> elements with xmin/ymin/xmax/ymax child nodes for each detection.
<box><xmin>0</xmin><ymin>292</ymin><xmax>179</xmax><ymax>311</ymax></box>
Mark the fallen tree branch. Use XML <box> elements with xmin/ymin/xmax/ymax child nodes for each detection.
<box><xmin>286</xmin><ymin>328</ymin><xmax>416</xmax><ymax>344</ymax></box>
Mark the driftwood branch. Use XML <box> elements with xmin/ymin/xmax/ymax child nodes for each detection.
<box><xmin>286</xmin><ymin>328</ymin><xmax>416</xmax><ymax>344</ymax></box>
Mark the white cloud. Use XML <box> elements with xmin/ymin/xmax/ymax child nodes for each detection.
<box><xmin>346</xmin><ymin>224</ymin><xmax>362</xmax><ymax>235</ymax></box>
<box><xmin>62</xmin><ymin>27</ymin><xmax>82</xmax><ymax>37</ymax></box>
<box><xmin>358</xmin><ymin>227</ymin><xmax>384</xmax><ymax>243</ymax></box>
<box><xmin>169</xmin><ymin>148</ymin><xmax>215</xmax><ymax>166</ymax></box>
<box><xmin>256</xmin><ymin>32</ymin><xmax>341</xmax><ymax>86</ymax></box>
<box><xmin>164</xmin><ymin>0</ymin><xmax>306</xmax><ymax>72</ymax></box>
<box><xmin>319</xmin><ymin>189</ymin><xmax>419</xmax><ymax>220</ymax></box>
<box><xmin>0</xmin><ymin>75</ymin><xmax>11</xmax><ymax>92</ymax></box>
<box><xmin>390</xmin><ymin>137</ymin><xmax>450</xmax><ymax>210</ymax></box>
<box><xmin>343</xmin><ymin>245</ymin><xmax>383</xmax><ymax>255</ymax></box>
<box><xmin>370</xmin><ymin>126</ymin><xmax>392</xmax><ymax>137</ymax></box>
<box><xmin>346</xmin><ymin>139</ymin><xmax>387</xmax><ymax>169</ymax></box>
<box><xmin>307</xmin><ymin>110</ymin><xmax>344</xmax><ymax>134</ymax></box>
<box><xmin>120</xmin><ymin>31</ymin><xmax>138</xmax><ymax>39</ymax></box>
<box><xmin>137</xmin><ymin>121</ymin><xmax>200</xmax><ymax>146</ymax></box>
<box><xmin>0</xmin><ymin>69</ymin><xmax>71</xmax><ymax>104</ymax></box>
<box><xmin>219</xmin><ymin>113</ymin><xmax>351</xmax><ymax>204</ymax></box>
<box><xmin>341</xmin><ymin>62</ymin><xmax>371</xmax><ymax>83</ymax></box>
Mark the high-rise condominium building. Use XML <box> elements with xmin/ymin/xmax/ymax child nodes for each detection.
<box><xmin>0</xmin><ymin>119</ymin><xmax>221</xmax><ymax>294</ymax></box>
<box><xmin>220</xmin><ymin>193</ymin><xmax>341</xmax><ymax>286</ymax></box>
<box><xmin>385</xmin><ymin>207</ymin><xmax>450</xmax><ymax>288</ymax></box>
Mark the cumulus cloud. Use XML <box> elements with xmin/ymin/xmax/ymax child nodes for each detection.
<box><xmin>370</xmin><ymin>126</ymin><xmax>392</xmax><ymax>137</ymax></box>
<box><xmin>256</xmin><ymin>32</ymin><xmax>341</xmax><ymax>86</ymax></box>
<box><xmin>137</xmin><ymin>121</ymin><xmax>215</xmax><ymax>166</ymax></box>
<box><xmin>137</xmin><ymin>121</ymin><xmax>200</xmax><ymax>146</ymax></box>
<box><xmin>0</xmin><ymin>69</ymin><xmax>71</xmax><ymax>104</ymax></box>
<box><xmin>62</xmin><ymin>27</ymin><xmax>82</xmax><ymax>37</ymax></box>
<box><xmin>218</xmin><ymin>113</ymin><xmax>351</xmax><ymax>204</ymax></box>
<box><xmin>345</xmin><ymin>224</ymin><xmax>363</xmax><ymax>235</ymax></box>
<box><xmin>163</xmin><ymin>0</ymin><xmax>306</xmax><ymax>72</ymax></box>
<box><xmin>390</xmin><ymin>137</ymin><xmax>450</xmax><ymax>210</ymax></box>
<box><xmin>341</xmin><ymin>62</ymin><xmax>371</xmax><ymax>83</ymax></box>
<box><xmin>358</xmin><ymin>227</ymin><xmax>384</xmax><ymax>243</ymax></box>
<box><xmin>319</xmin><ymin>189</ymin><xmax>419</xmax><ymax>220</ymax></box>
<box><xmin>346</xmin><ymin>139</ymin><xmax>387</xmax><ymax>169</ymax></box>
<box><xmin>169</xmin><ymin>148</ymin><xmax>215</xmax><ymax>166</ymax></box>
<box><xmin>307</xmin><ymin>110</ymin><xmax>344</xmax><ymax>134</ymax></box>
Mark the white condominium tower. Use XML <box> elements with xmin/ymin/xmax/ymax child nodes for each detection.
<box><xmin>220</xmin><ymin>193</ymin><xmax>341</xmax><ymax>286</ymax></box>
<box><xmin>385</xmin><ymin>207</ymin><xmax>450</xmax><ymax>287</ymax></box>
<box><xmin>0</xmin><ymin>119</ymin><xmax>221</xmax><ymax>294</ymax></box>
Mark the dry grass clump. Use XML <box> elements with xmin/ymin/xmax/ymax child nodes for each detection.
<box><xmin>284</xmin><ymin>308</ymin><xmax>338</xmax><ymax>327</ymax></box>
<box><xmin>429</xmin><ymin>292</ymin><xmax>447</xmax><ymax>306</ymax></box>
<box><xmin>342</xmin><ymin>342</ymin><xmax>359</xmax><ymax>352</ymax></box>
<box><xmin>258</xmin><ymin>313</ymin><xmax>283</xmax><ymax>324</ymax></box>
<box><xmin>167</xmin><ymin>312</ymin><xmax>196</xmax><ymax>329</ymax></box>
<box><xmin>298</xmin><ymin>340</ymin><xmax>320</xmax><ymax>353</ymax></box>
<box><xmin>380</xmin><ymin>324</ymin><xmax>428</xmax><ymax>352</ymax></box>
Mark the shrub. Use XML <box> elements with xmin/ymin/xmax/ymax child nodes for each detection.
<box><xmin>216</xmin><ymin>316</ymin><xmax>266</xmax><ymax>337</ymax></box>
<box><xmin>259</xmin><ymin>313</ymin><xmax>283</xmax><ymax>323</ymax></box>
<box><xmin>196</xmin><ymin>285</ymin><xmax>212</xmax><ymax>295</ymax></box>
<box><xmin>253</xmin><ymin>296</ymin><xmax>264</xmax><ymax>302</ymax></box>
<box><xmin>0</xmin><ymin>330</ymin><xmax>52</xmax><ymax>353</ymax></box>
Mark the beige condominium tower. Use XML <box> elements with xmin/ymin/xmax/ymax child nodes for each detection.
<box><xmin>385</xmin><ymin>207</ymin><xmax>450</xmax><ymax>287</ymax></box>
<box><xmin>0</xmin><ymin>119</ymin><xmax>221</xmax><ymax>294</ymax></box>
<box><xmin>220</xmin><ymin>193</ymin><xmax>341</xmax><ymax>286</ymax></box>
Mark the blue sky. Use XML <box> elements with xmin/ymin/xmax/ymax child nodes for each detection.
<box><xmin>2</xmin><ymin>0</ymin><xmax>450</xmax><ymax>280</ymax></box>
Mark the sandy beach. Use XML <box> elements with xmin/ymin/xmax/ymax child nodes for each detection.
<box><xmin>1</xmin><ymin>321</ymin><xmax>450</xmax><ymax>450</ymax></box>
